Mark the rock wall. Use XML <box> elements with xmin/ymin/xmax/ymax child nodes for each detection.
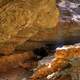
<box><xmin>0</xmin><ymin>0</ymin><xmax>59</xmax><ymax>54</ymax></box>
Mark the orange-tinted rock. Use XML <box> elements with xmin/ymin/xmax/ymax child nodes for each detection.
<box><xmin>30</xmin><ymin>44</ymin><xmax>80</xmax><ymax>80</ymax></box>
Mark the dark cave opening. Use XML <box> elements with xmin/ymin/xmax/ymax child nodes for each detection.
<box><xmin>33</xmin><ymin>47</ymin><xmax>48</xmax><ymax>60</ymax></box>
<box><xmin>33</xmin><ymin>39</ymin><xmax>80</xmax><ymax>60</ymax></box>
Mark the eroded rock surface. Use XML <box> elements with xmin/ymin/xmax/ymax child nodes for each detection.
<box><xmin>0</xmin><ymin>0</ymin><xmax>59</xmax><ymax>54</ymax></box>
<box><xmin>0</xmin><ymin>0</ymin><xmax>80</xmax><ymax>80</ymax></box>
<box><xmin>30</xmin><ymin>43</ymin><xmax>80</xmax><ymax>80</ymax></box>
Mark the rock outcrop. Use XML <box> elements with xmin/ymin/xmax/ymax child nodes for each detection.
<box><xmin>30</xmin><ymin>43</ymin><xmax>80</xmax><ymax>80</ymax></box>
<box><xmin>0</xmin><ymin>0</ymin><xmax>59</xmax><ymax>54</ymax></box>
<box><xmin>0</xmin><ymin>0</ymin><xmax>80</xmax><ymax>80</ymax></box>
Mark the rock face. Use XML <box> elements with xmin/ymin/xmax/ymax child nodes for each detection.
<box><xmin>0</xmin><ymin>0</ymin><xmax>80</xmax><ymax>54</ymax></box>
<box><xmin>58</xmin><ymin>0</ymin><xmax>80</xmax><ymax>22</ymax></box>
<box><xmin>30</xmin><ymin>43</ymin><xmax>80</xmax><ymax>80</ymax></box>
<box><xmin>0</xmin><ymin>1</ymin><xmax>80</xmax><ymax>80</ymax></box>
<box><xmin>0</xmin><ymin>0</ymin><xmax>59</xmax><ymax>54</ymax></box>
<box><xmin>0</xmin><ymin>43</ymin><xmax>80</xmax><ymax>80</ymax></box>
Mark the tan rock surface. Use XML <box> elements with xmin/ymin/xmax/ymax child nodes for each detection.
<box><xmin>16</xmin><ymin>21</ymin><xmax>80</xmax><ymax>51</ymax></box>
<box><xmin>0</xmin><ymin>0</ymin><xmax>59</xmax><ymax>54</ymax></box>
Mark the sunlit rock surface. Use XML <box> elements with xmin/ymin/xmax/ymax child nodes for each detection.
<box><xmin>12</xmin><ymin>0</ymin><xmax>80</xmax><ymax>52</ymax></box>
<box><xmin>0</xmin><ymin>0</ymin><xmax>80</xmax><ymax>80</ymax></box>
<box><xmin>0</xmin><ymin>0</ymin><xmax>59</xmax><ymax>54</ymax></box>
<box><xmin>0</xmin><ymin>0</ymin><xmax>80</xmax><ymax>54</ymax></box>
